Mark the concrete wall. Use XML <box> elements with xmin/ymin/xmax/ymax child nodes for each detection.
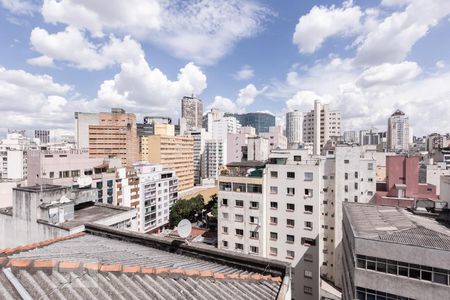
<box><xmin>441</xmin><ymin>176</ymin><xmax>450</xmax><ymax>203</ymax></box>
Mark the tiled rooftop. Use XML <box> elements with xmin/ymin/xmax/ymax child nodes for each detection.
<box><xmin>0</xmin><ymin>226</ymin><xmax>288</xmax><ymax>299</ymax></box>
<box><xmin>344</xmin><ymin>203</ymin><xmax>450</xmax><ymax>251</ymax></box>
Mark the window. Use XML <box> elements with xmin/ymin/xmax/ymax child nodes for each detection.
<box><xmin>287</xmin><ymin>219</ymin><xmax>295</xmax><ymax>227</ymax></box>
<box><xmin>286</xmin><ymin>235</ymin><xmax>295</xmax><ymax>243</ymax></box>
<box><xmin>219</xmin><ymin>182</ymin><xmax>232</xmax><ymax>191</ymax></box>
<box><xmin>233</xmin><ymin>183</ymin><xmax>246</xmax><ymax>192</ymax></box>
<box><xmin>294</xmin><ymin>155</ymin><xmax>302</xmax><ymax>161</ymax></box>
<box><xmin>222</xmin><ymin>212</ymin><xmax>229</xmax><ymax>219</ymax></box>
<box><xmin>345</xmin><ymin>172</ymin><xmax>348</xmax><ymax>180</ymax></box>
<box><xmin>304</xmin><ymin>172</ymin><xmax>313</xmax><ymax>181</ymax></box>
<box><xmin>305</xmin><ymin>221</ymin><xmax>313</xmax><ymax>230</ymax></box>
<box><xmin>235</xmin><ymin>200</ymin><xmax>243</xmax><ymax>207</ymax></box>
<box><xmin>249</xmin><ymin>216</ymin><xmax>259</xmax><ymax>224</ymax></box>
<box><xmin>304</xmin><ymin>270</ymin><xmax>313</xmax><ymax>279</ymax></box>
<box><xmin>304</xmin><ymin>189</ymin><xmax>313</xmax><ymax>197</ymax></box>
<box><xmin>304</xmin><ymin>254</ymin><xmax>313</xmax><ymax>262</ymax></box>
<box><xmin>250</xmin><ymin>231</ymin><xmax>259</xmax><ymax>239</ymax></box>
<box><xmin>368</xmin><ymin>163</ymin><xmax>374</xmax><ymax>170</ymax></box>
<box><xmin>270</xmin><ymin>201</ymin><xmax>278</xmax><ymax>209</ymax></box>
<box><xmin>344</xmin><ymin>185</ymin><xmax>348</xmax><ymax>192</ymax></box>
<box><xmin>354</xmin><ymin>182</ymin><xmax>358</xmax><ymax>189</ymax></box>
<box><xmin>235</xmin><ymin>214</ymin><xmax>243</xmax><ymax>222</ymax></box>
<box><xmin>304</xmin><ymin>205</ymin><xmax>313</xmax><ymax>213</ymax></box>
<box><xmin>270</xmin><ymin>247</ymin><xmax>278</xmax><ymax>256</ymax></box>
<box><xmin>344</xmin><ymin>159</ymin><xmax>349</xmax><ymax>164</ymax></box>
<box><xmin>250</xmin><ymin>201</ymin><xmax>259</xmax><ymax>209</ymax></box>
<box><xmin>287</xmin><ymin>203</ymin><xmax>295</xmax><ymax>211</ymax></box>
<box><xmin>270</xmin><ymin>186</ymin><xmax>278</xmax><ymax>194</ymax></box>
<box><xmin>354</xmin><ymin>196</ymin><xmax>358</xmax><ymax>202</ymax></box>
<box><xmin>221</xmin><ymin>198</ymin><xmax>228</xmax><ymax>206</ymax></box>
<box><xmin>49</xmin><ymin>171</ymin><xmax>54</xmax><ymax>178</ymax></box>
<box><xmin>270</xmin><ymin>232</ymin><xmax>278</xmax><ymax>240</ymax></box>
<box><xmin>355</xmin><ymin>171</ymin><xmax>358</xmax><ymax>178</ymax></box>
<box><xmin>222</xmin><ymin>240</ymin><xmax>228</xmax><ymax>248</ymax></box>
<box><xmin>222</xmin><ymin>227</ymin><xmax>228</xmax><ymax>234</ymax></box>
<box><xmin>287</xmin><ymin>250</ymin><xmax>295</xmax><ymax>259</ymax></box>
<box><xmin>287</xmin><ymin>172</ymin><xmax>295</xmax><ymax>179</ymax></box>
<box><xmin>368</xmin><ymin>178</ymin><xmax>373</xmax><ymax>182</ymax></box>
<box><xmin>301</xmin><ymin>237</ymin><xmax>316</xmax><ymax>246</ymax></box>
<box><xmin>249</xmin><ymin>246</ymin><xmax>259</xmax><ymax>254</ymax></box>
<box><xmin>287</xmin><ymin>187</ymin><xmax>295</xmax><ymax>196</ymax></box>
<box><xmin>235</xmin><ymin>229</ymin><xmax>244</xmax><ymax>236</ymax></box>
<box><xmin>270</xmin><ymin>217</ymin><xmax>278</xmax><ymax>225</ymax></box>
<box><xmin>270</xmin><ymin>171</ymin><xmax>278</xmax><ymax>178</ymax></box>
<box><xmin>235</xmin><ymin>243</ymin><xmax>243</xmax><ymax>250</ymax></box>
<box><xmin>247</xmin><ymin>184</ymin><xmax>262</xmax><ymax>193</ymax></box>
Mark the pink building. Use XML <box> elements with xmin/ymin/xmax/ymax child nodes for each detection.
<box><xmin>226</xmin><ymin>127</ymin><xmax>256</xmax><ymax>163</ymax></box>
<box><xmin>375</xmin><ymin>156</ymin><xmax>437</xmax><ymax>207</ymax></box>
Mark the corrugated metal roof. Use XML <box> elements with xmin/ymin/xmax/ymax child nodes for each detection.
<box><xmin>11</xmin><ymin>235</ymin><xmax>255</xmax><ymax>275</ymax></box>
<box><xmin>0</xmin><ymin>268</ymin><xmax>280</xmax><ymax>300</ymax></box>
<box><xmin>378</xmin><ymin>227</ymin><xmax>450</xmax><ymax>251</ymax></box>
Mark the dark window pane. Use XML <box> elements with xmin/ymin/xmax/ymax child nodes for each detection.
<box><xmin>399</xmin><ymin>266</ymin><xmax>408</xmax><ymax>277</ymax></box>
<box><xmin>377</xmin><ymin>262</ymin><xmax>387</xmax><ymax>273</ymax></box>
<box><xmin>421</xmin><ymin>270</ymin><xmax>432</xmax><ymax>281</ymax></box>
<box><xmin>433</xmin><ymin>272</ymin><xmax>449</xmax><ymax>285</ymax></box>
<box><xmin>356</xmin><ymin>291</ymin><xmax>365</xmax><ymax>300</ymax></box>
<box><xmin>357</xmin><ymin>258</ymin><xmax>366</xmax><ymax>269</ymax></box>
<box><xmin>367</xmin><ymin>260</ymin><xmax>376</xmax><ymax>270</ymax></box>
<box><xmin>409</xmin><ymin>268</ymin><xmax>420</xmax><ymax>279</ymax></box>
<box><xmin>387</xmin><ymin>264</ymin><xmax>397</xmax><ymax>275</ymax></box>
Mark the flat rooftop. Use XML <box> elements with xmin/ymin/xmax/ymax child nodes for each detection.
<box><xmin>13</xmin><ymin>184</ymin><xmax>67</xmax><ymax>193</ymax></box>
<box><xmin>344</xmin><ymin>203</ymin><xmax>450</xmax><ymax>251</ymax></box>
<box><xmin>60</xmin><ymin>203</ymin><xmax>133</xmax><ymax>229</ymax></box>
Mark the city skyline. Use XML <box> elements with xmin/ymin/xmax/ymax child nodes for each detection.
<box><xmin>0</xmin><ymin>0</ymin><xmax>450</xmax><ymax>136</ymax></box>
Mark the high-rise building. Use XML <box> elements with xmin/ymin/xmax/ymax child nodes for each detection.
<box><xmin>181</xmin><ymin>96</ymin><xmax>203</xmax><ymax>132</ymax></box>
<box><xmin>224</xmin><ymin>112</ymin><xmax>275</xmax><ymax>134</ymax></box>
<box><xmin>342</xmin><ymin>203</ymin><xmax>450</xmax><ymax>300</ymax></box>
<box><xmin>75</xmin><ymin>109</ymin><xmax>139</xmax><ymax>166</ymax></box>
<box><xmin>34</xmin><ymin>130</ymin><xmax>50</xmax><ymax>144</ymax></box>
<box><xmin>116</xmin><ymin>162</ymin><xmax>178</xmax><ymax>233</ymax></box>
<box><xmin>227</xmin><ymin>126</ymin><xmax>256</xmax><ymax>163</ymax></box>
<box><xmin>260</xmin><ymin>126</ymin><xmax>288</xmax><ymax>150</ymax></box>
<box><xmin>186</xmin><ymin>129</ymin><xmax>207</xmax><ymax>185</ymax></box>
<box><xmin>202</xmin><ymin>108</ymin><xmax>221</xmax><ymax>132</ymax></box>
<box><xmin>303</xmin><ymin>100</ymin><xmax>341</xmax><ymax>155</ymax></box>
<box><xmin>387</xmin><ymin>109</ymin><xmax>410</xmax><ymax>152</ymax></box>
<box><xmin>202</xmin><ymin>139</ymin><xmax>223</xmax><ymax>181</ymax></box>
<box><xmin>286</xmin><ymin>110</ymin><xmax>303</xmax><ymax>145</ymax></box>
<box><xmin>140</xmin><ymin>135</ymin><xmax>194</xmax><ymax>191</ymax></box>
<box><xmin>343</xmin><ymin>131</ymin><xmax>358</xmax><ymax>144</ymax></box>
<box><xmin>246</xmin><ymin>136</ymin><xmax>269</xmax><ymax>161</ymax></box>
<box><xmin>359</xmin><ymin>129</ymin><xmax>381</xmax><ymax>146</ymax></box>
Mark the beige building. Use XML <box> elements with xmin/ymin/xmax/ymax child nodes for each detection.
<box><xmin>85</xmin><ymin>108</ymin><xmax>139</xmax><ymax>166</ymax></box>
<box><xmin>141</xmin><ymin>135</ymin><xmax>194</xmax><ymax>191</ymax></box>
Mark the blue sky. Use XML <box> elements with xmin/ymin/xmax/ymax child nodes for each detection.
<box><xmin>1</xmin><ymin>0</ymin><xmax>450</xmax><ymax>137</ymax></box>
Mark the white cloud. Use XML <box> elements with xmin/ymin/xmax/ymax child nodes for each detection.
<box><xmin>355</xmin><ymin>0</ymin><xmax>450</xmax><ymax>65</ymax></box>
<box><xmin>286</xmin><ymin>90</ymin><xmax>329</xmax><ymax>111</ymax></box>
<box><xmin>209</xmin><ymin>84</ymin><xmax>265</xmax><ymax>113</ymax></box>
<box><xmin>29</xmin><ymin>26</ymin><xmax>144</xmax><ymax>70</ymax></box>
<box><xmin>27</xmin><ymin>55</ymin><xmax>55</xmax><ymax>67</ymax></box>
<box><xmin>40</xmin><ymin>0</ymin><xmax>272</xmax><ymax>65</ymax></box>
<box><xmin>0</xmin><ymin>0</ymin><xmax>36</xmax><ymax>15</ymax></box>
<box><xmin>234</xmin><ymin>65</ymin><xmax>255</xmax><ymax>80</ymax></box>
<box><xmin>436</xmin><ymin>60</ymin><xmax>445</xmax><ymax>69</ymax></box>
<box><xmin>292</xmin><ymin>1</ymin><xmax>362</xmax><ymax>53</ymax></box>
<box><xmin>356</xmin><ymin>61</ymin><xmax>421</xmax><ymax>87</ymax></box>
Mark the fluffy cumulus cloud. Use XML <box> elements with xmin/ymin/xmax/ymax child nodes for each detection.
<box><xmin>209</xmin><ymin>84</ymin><xmax>266</xmax><ymax>113</ymax></box>
<box><xmin>38</xmin><ymin>0</ymin><xmax>271</xmax><ymax>65</ymax></box>
<box><xmin>233</xmin><ymin>65</ymin><xmax>255</xmax><ymax>80</ymax></box>
<box><xmin>356</xmin><ymin>61</ymin><xmax>421</xmax><ymax>88</ymax></box>
<box><xmin>292</xmin><ymin>1</ymin><xmax>362</xmax><ymax>53</ymax></box>
<box><xmin>0</xmin><ymin>0</ymin><xmax>37</xmax><ymax>15</ymax></box>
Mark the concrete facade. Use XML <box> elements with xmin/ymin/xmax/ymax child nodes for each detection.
<box><xmin>387</xmin><ymin>110</ymin><xmax>410</xmax><ymax>152</ymax></box>
<box><xmin>247</xmin><ymin>137</ymin><xmax>269</xmax><ymax>161</ymax></box>
<box><xmin>141</xmin><ymin>135</ymin><xmax>194</xmax><ymax>191</ymax></box>
<box><xmin>286</xmin><ymin>110</ymin><xmax>303</xmax><ymax>145</ymax></box>
<box><xmin>426</xmin><ymin>162</ymin><xmax>450</xmax><ymax>195</ymax></box>
<box><xmin>181</xmin><ymin>96</ymin><xmax>203</xmax><ymax>132</ymax></box>
<box><xmin>202</xmin><ymin>139</ymin><xmax>223</xmax><ymax>181</ymax></box>
<box><xmin>342</xmin><ymin>203</ymin><xmax>450</xmax><ymax>300</ymax></box>
<box><xmin>227</xmin><ymin>127</ymin><xmax>256</xmax><ymax>163</ymax></box>
<box><xmin>260</xmin><ymin>125</ymin><xmax>288</xmax><ymax>150</ymax></box>
<box><xmin>74</xmin><ymin>112</ymin><xmax>99</xmax><ymax>149</ymax></box>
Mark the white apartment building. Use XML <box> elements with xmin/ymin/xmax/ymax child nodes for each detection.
<box><xmin>260</xmin><ymin>125</ymin><xmax>288</xmax><ymax>150</ymax></box>
<box><xmin>209</xmin><ymin>115</ymin><xmax>240</xmax><ymax>165</ymax></box>
<box><xmin>303</xmin><ymin>100</ymin><xmax>341</xmax><ymax>155</ymax></box>
<box><xmin>227</xmin><ymin>126</ymin><xmax>256</xmax><ymax>163</ymax></box>
<box><xmin>387</xmin><ymin>109</ymin><xmax>410</xmax><ymax>152</ymax></box>
<box><xmin>322</xmin><ymin>146</ymin><xmax>376</xmax><ymax>287</ymax></box>
<box><xmin>202</xmin><ymin>139</ymin><xmax>223</xmax><ymax>181</ymax></box>
<box><xmin>27</xmin><ymin>149</ymin><xmax>121</xmax><ymax>204</ymax></box>
<box><xmin>186</xmin><ymin>129</ymin><xmax>209</xmax><ymax>185</ymax></box>
<box><xmin>74</xmin><ymin>112</ymin><xmax>99</xmax><ymax>149</ymax></box>
<box><xmin>247</xmin><ymin>136</ymin><xmax>269</xmax><ymax>161</ymax></box>
<box><xmin>218</xmin><ymin>150</ymin><xmax>323</xmax><ymax>300</ymax></box>
<box><xmin>0</xmin><ymin>150</ymin><xmax>27</xmax><ymax>180</ymax></box>
<box><xmin>425</xmin><ymin>162</ymin><xmax>450</xmax><ymax>195</ymax></box>
<box><xmin>286</xmin><ymin>110</ymin><xmax>303</xmax><ymax>145</ymax></box>
<box><xmin>116</xmin><ymin>162</ymin><xmax>178</xmax><ymax>233</ymax></box>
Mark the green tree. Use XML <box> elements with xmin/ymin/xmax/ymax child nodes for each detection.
<box><xmin>169</xmin><ymin>195</ymin><xmax>204</xmax><ymax>227</ymax></box>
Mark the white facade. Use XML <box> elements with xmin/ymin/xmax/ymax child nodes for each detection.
<box><xmin>387</xmin><ymin>110</ymin><xmax>410</xmax><ymax>152</ymax></box>
<box><xmin>186</xmin><ymin>129</ymin><xmax>209</xmax><ymax>185</ymax></box>
<box><xmin>209</xmin><ymin>116</ymin><xmax>240</xmax><ymax>165</ymax></box>
<box><xmin>247</xmin><ymin>137</ymin><xmax>269</xmax><ymax>161</ymax></box>
<box><xmin>286</xmin><ymin>110</ymin><xmax>303</xmax><ymax>145</ymax></box>
<box><xmin>117</xmin><ymin>162</ymin><xmax>178</xmax><ymax>233</ymax></box>
<box><xmin>260</xmin><ymin>126</ymin><xmax>288</xmax><ymax>150</ymax></box>
<box><xmin>202</xmin><ymin>139</ymin><xmax>223</xmax><ymax>181</ymax></box>
<box><xmin>0</xmin><ymin>150</ymin><xmax>27</xmax><ymax>180</ymax></box>
<box><xmin>227</xmin><ymin>127</ymin><xmax>256</xmax><ymax>163</ymax></box>
<box><xmin>426</xmin><ymin>162</ymin><xmax>450</xmax><ymax>195</ymax></box>
<box><xmin>74</xmin><ymin>112</ymin><xmax>99</xmax><ymax>149</ymax></box>
<box><xmin>440</xmin><ymin>175</ymin><xmax>450</xmax><ymax>204</ymax></box>
<box><xmin>303</xmin><ymin>100</ymin><xmax>341</xmax><ymax>155</ymax></box>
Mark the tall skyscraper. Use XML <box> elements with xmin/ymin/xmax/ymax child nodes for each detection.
<box><xmin>224</xmin><ymin>112</ymin><xmax>275</xmax><ymax>134</ymax></box>
<box><xmin>387</xmin><ymin>109</ymin><xmax>410</xmax><ymax>152</ymax></box>
<box><xmin>181</xmin><ymin>96</ymin><xmax>203</xmax><ymax>132</ymax></box>
<box><xmin>34</xmin><ymin>130</ymin><xmax>50</xmax><ymax>144</ymax></box>
<box><xmin>303</xmin><ymin>100</ymin><xmax>341</xmax><ymax>155</ymax></box>
<box><xmin>286</xmin><ymin>110</ymin><xmax>303</xmax><ymax>145</ymax></box>
<box><xmin>76</xmin><ymin>108</ymin><xmax>139</xmax><ymax>166</ymax></box>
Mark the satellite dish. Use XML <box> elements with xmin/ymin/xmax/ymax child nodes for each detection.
<box><xmin>77</xmin><ymin>176</ymin><xmax>93</xmax><ymax>188</ymax></box>
<box><xmin>177</xmin><ymin>219</ymin><xmax>192</xmax><ymax>239</ymax></box>
<box><xmin>60</xmin><ymin>195</ymin><xmax>71</xmax><ymax>203</ymax></box>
